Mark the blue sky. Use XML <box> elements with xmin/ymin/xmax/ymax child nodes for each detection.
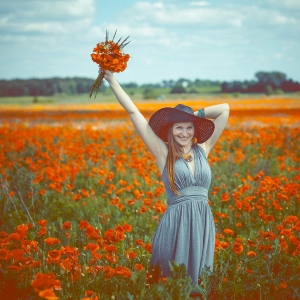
<box><xmin>0</xmin><ymin>0</ymin><xmax>299</xmax><ymax>84</ymax></box>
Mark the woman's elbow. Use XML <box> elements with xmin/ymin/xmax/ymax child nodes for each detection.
<box><xmin>220</xmin><ymin>103</ymin><xmax>230</xmax><ymax>112</ymax></box>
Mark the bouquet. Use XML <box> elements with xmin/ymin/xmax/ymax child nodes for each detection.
<box><xmin>89</xmin><ymin>30</ymin><xmax>130</xmax><ymax>98</ymax></box>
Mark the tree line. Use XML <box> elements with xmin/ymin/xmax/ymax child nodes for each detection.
<box><xmin>0</xmin><ymin>77</ymin><xmax>104</xmax><ymax>97</ymax></box>
<box><xmin>0</xmin><ymin>71</ymin><xmax>299</xmax><ymax>97</ymax></box>
<box><xmin>221</xmin><ymin>72</ymin><xmax>300</xmax><ymax>95</ymax></box>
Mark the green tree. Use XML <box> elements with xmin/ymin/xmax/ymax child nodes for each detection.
<box><xmin>255</xmin><ymin>71</ymin><xmax>287</xmax><ymax>88</ymax></box>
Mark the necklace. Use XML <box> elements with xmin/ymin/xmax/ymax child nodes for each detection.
<box><xmin>183</xmin><ymin>147</ymin><xmax>193</xmax><ymax>162</ymax></box>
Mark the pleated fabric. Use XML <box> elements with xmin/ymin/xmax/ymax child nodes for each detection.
<box><xmin>150</xmin><ymin>145</ymin><xmax>215</xmax><ymax>283</ymax></box>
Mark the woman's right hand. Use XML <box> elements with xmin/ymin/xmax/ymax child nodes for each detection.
<box><xmin>99</xmin><ymin>68</ymin><xmax>114</xmax><ymax>83</ymax></box>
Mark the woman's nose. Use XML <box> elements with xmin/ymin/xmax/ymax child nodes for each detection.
<box><xmin>181</xmin><ymin>129</ymin><xmax>189</xmax><ymax>136</ymax></box>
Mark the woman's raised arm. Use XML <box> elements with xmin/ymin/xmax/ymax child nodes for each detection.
<box><xmin>194</xmin><ymin>103</ymin><xmax>229</xmax><ymax>154</ymax></box>
<box><xmin>104</xmin><ymin>71</ymin><xmax>167</xmax><ymax>166</ymax></box>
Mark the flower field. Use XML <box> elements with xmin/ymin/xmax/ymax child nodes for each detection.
<box><xmin>0</xmin><ymin>98</ymin><xmax>300</xmax><ymax>299</ymax></box>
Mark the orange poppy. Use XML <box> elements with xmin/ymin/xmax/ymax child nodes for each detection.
<box><xmin>44</xmin><ymin>238</ymin><xmax>60</xmax><ymax>246</ymax></box>
<box><xmin>233</xmin><ymin>242</ymin><xmax>243</xmax><ymax>255</ymax></box>
<box><xmin>62</xmin><ymin>222</ymin><xmax>72</xmax><ymax>230</ymax></box>
<box><xmin>134</xmin><ymin>264</ymin><xmax>145</xmax><ymax>271</ymax></box>
<box><xmin>38</xmin><ymin>289</ymin><xmax>58</xmax><ymax>300</ymax></box>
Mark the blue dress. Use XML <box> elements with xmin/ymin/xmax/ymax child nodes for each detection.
<box><xmin>150</xmin><ymin>144</ymin><xmax>215</xmax><ymax>283</ymax></box>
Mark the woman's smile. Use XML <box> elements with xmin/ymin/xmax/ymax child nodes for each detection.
<box><xmin>173</xmin><ymin>122</ymin><xmax>195</xmax><ymax>148</ymax></box>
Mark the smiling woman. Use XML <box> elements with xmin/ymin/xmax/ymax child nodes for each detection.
<box><xmin>102</xmin><ymin>69</ymin><xmax>229</xmax><ymax>285</ymax></box>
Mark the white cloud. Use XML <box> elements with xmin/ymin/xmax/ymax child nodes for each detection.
<box><xmin>190</xmin><ymin>1</ymin><xmax>210</xmax><ymax>7</ymax></box>
<box><xmin>128</xmin><ymin>2</ymin><xmax>245</xmax><ymax>27</ymax></box>
<box><xmin>0</xmin><ymin>0</ymin><xmax>95</xmax><ymax>36</ymax></box>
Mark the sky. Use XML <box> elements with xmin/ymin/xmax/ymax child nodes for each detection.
<box><xmin>0</xmin><ymin>0</ymin><xmax>299</xmax><ymax>84</ymax></box>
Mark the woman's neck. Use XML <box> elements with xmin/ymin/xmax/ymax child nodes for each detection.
<box><xmin>181</xmin><ymin>144</ymin><xmax>193</xmax><ymax>154</ymax></box>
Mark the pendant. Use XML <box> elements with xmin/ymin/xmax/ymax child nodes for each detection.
<box><xmin>183</xmin><ymin>154</ymin><xmax>193</xmax><ymax>162</ymax></box>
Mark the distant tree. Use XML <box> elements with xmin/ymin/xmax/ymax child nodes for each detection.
<box><xmin>255</xmin><ymin>71</ymin><xmax>287</xmax><ymax>88</ymax></box>
<box><xmin>170</xmin><ymin>85</ymin><xmax>186</xmax><ymax>94</ymax></box>
<box><xmin>264</xmin><ymin>85</ymin><xmax>274</xmax><ymax>95</ymax></box>
<box><xmin>143</xmin><ymin>87</ymin><xmax>157</xmax><ymax>99</ymax></box>
<box><xmin>175</xmin><ymin>78</ymin><xmax>192</xmax><ymax>87</ymax></box>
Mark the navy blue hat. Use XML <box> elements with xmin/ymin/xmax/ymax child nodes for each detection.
<box><xmin>149</xmin><ymin>104</ymin><xmax>215</xmax><ymax>143</ymax></box>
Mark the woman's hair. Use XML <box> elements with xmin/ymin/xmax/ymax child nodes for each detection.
<box><xmin>166</xmin><ymin>126</ymin><xmax>182</xmax><ymax>195</ymax></box>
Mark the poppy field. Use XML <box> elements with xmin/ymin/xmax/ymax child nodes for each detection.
<box><xmin>0</xmin><ymin>97</ymin><xmax>300</xmax><ymax>299</ymax></box>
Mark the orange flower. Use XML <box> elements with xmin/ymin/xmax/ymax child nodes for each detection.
<box><xmin>136</xmin><ymin>239</ymin><xmax>145</xmax><ymax>247</ymax></box>
<box><xmin>83</xmin><ymin>290</ymin><xmax>99</xmax><ymax>300</ymax></box>
<box><xmin>62</xmin><ymin>222</ymin><xmax>72</xmax><ymax>230</ymax></box>
<box><xmin>86</xmin><ymin>243</ymin><xmax>99</xmax><ymax>253</ymax></box>
<box><xmin>259</xmin><ymin>230</ymin><xmax>276</xmax><ymax>241</ymax></box>
<box><xmin>38</xmin><ymin>289</ymin><xmax>58</xmax><ymax>300</ymax></box>
<box><xmin>125</xmin><ymin>250</ymin><xmax>137</xmax><ymax>260</ymax></box>
<box><xmin>134</xmin><ymin>264</ymin><xmax>145</xmax><ymax>271</ymax></box>
<box><xmin>103</xmin><ymin>266</ymin><xmax>115</xmax><ymax>279</ymax></box>
<box><xmin>143</xmin><ymin>243</ymin><xmax>152</xmax><ymax>254</ymax></box>
<box><xmin>89</xmin><ymin>30</ymin><xmax>130</xmax><ymax>98</ymax></box>
<box><xmin>31</xmin><ymin>272</ymin><xmax>61</xmax><ymax>292</ymax></box>
<box><xmin>38</xmin><ymin>220</ymin><xmax>47</xmax><ymax>226</ymax></box>
<box><xmin>38</xmin><ymin>226</ymin><xmax>47</xmax><ymax>237</ymax></box>
<box><xmin>122</xmin><ymin>223</ymin><xmax>132</xmax><ymax>232</ymax></box>
<box><xmin>223</xmin><ymin>228</ymin><xmax>234</xmax><ymax>235</ymax></box>
<box><xmin>40</xmin><ymin>189</ymin><xmax>46</xmax><ymax>195</ymax></box>
<box><xmin>80</xmin><ymin>220</ymin><xmax>89</xmax><ymax>230</ymax></box>
<box><xmin>280</xmin><ymin>229</ymin><xmax>292</xmax><ymax>236</ymax></box>
<box><xmin>114</xmin><ymin>230</ymin><xmax>124</xmax><ymax>242</ymax></box>
<box><xmin>47</xmin><ymin>250</ymin><xmax>62</xmax><ymax>262</ymax></box>
<box><xmin>247</xmin><ymin>251</ymin><xmax>257</xmax><ymax>257</ymax></box>
<box><xmin>115</xmin><ymin>224</ymin><xmax>125</xmax><ymax>232</ymax></box>
<box><xmin>105</xmin><ymin>254</ymin><xmax>118</xmax><ymax>264</ymax></box>
<box><xmin>44</xmin><ymin>238</ymin><xmax>60</xmax><ymax>246</ymax></box>
<box><xmin>280</xmin><ymin>282</ymin><xmax>287</xmax><ymax>289</ymax></box>
<box><xmin>104</xmin><ymin>229</ymin><xmax>114</xmax><ymax>240</ymax></box>
<box><xmin>233</xmin><ymin>242</ymin><xmax>243</xmax><ymax>255</ymax></box>
<box><xmin>221</xmin><ymin>193</ymin><xmax>229</xmax><ymax>202</ymax></box>
<box><xmin>104</xmin><ymin>245</ymin><xmax>116</xmax><ymax>253</ymax></box>
<box><xmin>16</xmin><ymin>224</ymin><xmax>28</xmax><ymax>236</ymax></box>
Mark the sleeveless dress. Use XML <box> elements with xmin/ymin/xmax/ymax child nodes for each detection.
<box><xmin>150</xmin><ymin>144</ymin><xmax>215</xmax><ymax>283</ymax></box>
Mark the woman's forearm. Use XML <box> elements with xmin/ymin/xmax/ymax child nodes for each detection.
<box><xmin>105</xmin><ymin>75</ymin><xmax>137</xmax><ymax>115</ymax></box>
<box><xmin>194</xmin><ymin>103</ymin><xmax>229</xmax><ymax>119</ymax></box>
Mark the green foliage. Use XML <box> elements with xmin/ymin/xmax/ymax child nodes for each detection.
<box><xmin>170</xmin><ymin>85</ymin><xmax>186</xmax><ymax>94</ymax></box>
<box><xmin>143</xmin><ymin>87</ymin><xmax>157</xmax><ymax>99</ymax></box>
<box><xmin>0</xmin><ymin>77</ymin><xmax>105</xmax><ymax>97</ymax></box>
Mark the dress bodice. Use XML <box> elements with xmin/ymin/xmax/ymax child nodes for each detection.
<box><xmin>162</xmin><ymin>144</ymin><xmax>211</xmax><ymax>203</ymax></box>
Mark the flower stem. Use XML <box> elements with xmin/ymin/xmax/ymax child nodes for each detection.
<box><xmin>89</xmin><ymin>72</ymin><xmax>105</xmax><ymax>99</ymax></box>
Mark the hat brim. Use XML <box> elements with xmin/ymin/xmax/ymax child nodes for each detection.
<box><xmin>149</xmin><ymin>107</ymin><xmax>215</xmax><ymax>144</ymax></box>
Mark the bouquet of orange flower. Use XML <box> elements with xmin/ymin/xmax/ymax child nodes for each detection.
<box><xmin>89</xmin><ymin>30</ymin><xmax>130</xmax><ymax>98</ymax></box>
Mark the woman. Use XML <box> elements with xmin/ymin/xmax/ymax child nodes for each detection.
<box><xmin>103</xmin><ymin>70</ymin><xmax>229</xmax><ymax>283</ymax></box>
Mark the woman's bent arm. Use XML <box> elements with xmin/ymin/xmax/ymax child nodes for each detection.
<box><xmin>195</xmin><ymin>103</ymin><xmax>229</xmax><ymax>154</ymax></box>
<box><xmin>104</xmin><ymin>71</ymin><xmax>167</xmax><ymax>167</ymax></box>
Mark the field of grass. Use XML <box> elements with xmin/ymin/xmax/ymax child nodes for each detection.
<box><xmin>1</xmin><ymin>88</ymin><xmax>299</xmax><ymax>106</ymax></box>
<box><xmin>0</xmin><ymin>99</ymin><xmax>299</xmax><ymax>299</ymax></box>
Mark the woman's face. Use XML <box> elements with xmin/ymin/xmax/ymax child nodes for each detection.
<box><xmin>172</xmin><ymin>122</ymin><xmax>194</xmax><ymax>147</ymax></box>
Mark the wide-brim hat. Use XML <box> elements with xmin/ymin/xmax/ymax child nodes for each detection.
<box><xmin>149</xmin><ymin>104</ymin><xmax>215</xmax><ymax>143</ymax></box>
